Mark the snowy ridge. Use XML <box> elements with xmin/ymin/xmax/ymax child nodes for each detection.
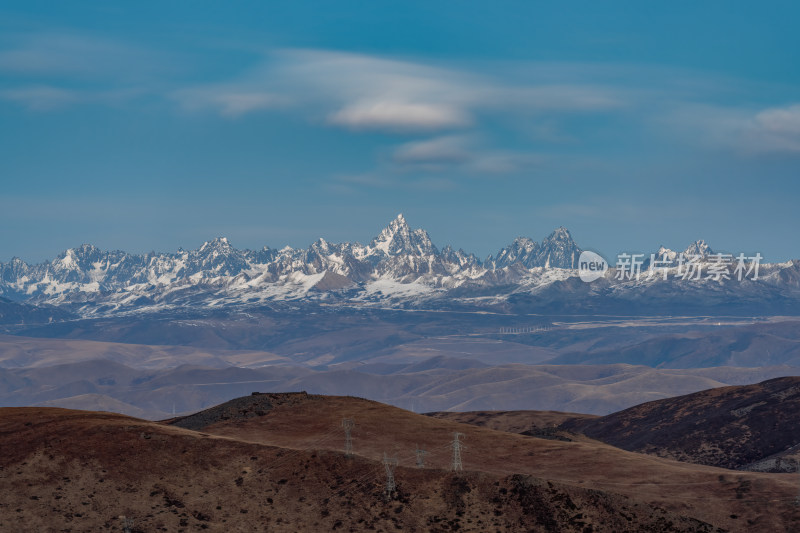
<box><xmin>0</xmin><ymin>214</ymin><xmax>541</xmax><ymax>312</ymax></box>
<box><xmin>1</xmin><ymin>215</ymin><xmax>798</xmax><ymax>317</ymax></box>
<box><xmin>488</xmin><ymin>226</ymin><xmax>581</xmax><ymax>269</ymax></box>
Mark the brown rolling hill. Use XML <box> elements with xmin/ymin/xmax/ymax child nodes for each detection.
<box><xmin>170</xmin><ymin>392</ymin><xmax>800</xmax><ymax>531</ymax></box>
<box><xmin>425</xmin><ymin>409</ymin><xmax>600</xmax><ymax>443</ymax></box>
<box><xmin>426</xmin><ymin>409</ymin><xmax>597</xmax><ymax>439</ymax></box>
<box><xmin>558</xmin><ymin>376</ymin><xmax>800</xmax><ymax>473</ymax></box>
<box><xmin>1</xmin><ymin>393</ymin><xmax>798</xmax><ymax>531</ymax></box>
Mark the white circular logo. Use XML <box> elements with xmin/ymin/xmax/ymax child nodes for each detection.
<box><xmin>578</xmin><ymin>250</ymin><xmax>608</xmax><ymax>282</ymax></box>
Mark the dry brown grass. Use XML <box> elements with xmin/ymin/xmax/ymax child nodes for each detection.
<box><xmin>0</xmin><ymin>397</ymin><xmax>797</xmax><ymax>532</ymax></box>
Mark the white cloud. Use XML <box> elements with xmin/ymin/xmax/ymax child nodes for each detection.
<box><xmin>755</xmin><ymin>105</ymin><xmax>800</xmax><ymax>136</ymax></box>
<box><xmin>0</xmin><ymin>36</ymin><xmax>631</xmax><ymax>129</ymax></box>
<box><xmin>329</xmin><ymin>101</ymin><xmax>470</xmax><ymax>131</ymax></box>
<box><xmin>275</xmin><ymin>50</ymin><xmax>479</xmax><ymax>132</ymax></box>
<box><xmin>665</xmin><ymin>102</ymin><xmax>800</xmax><ymax>155</ymax></box>
<box><xmin>747</xmin><ymin>104</ymin><xmax>800</xmax><ymax>153</ymax></box>
<box><xmin>393</xmin><ymin>135</ymin><xmax>473</xmax><ymax>164</ymax></box>
<box><xmin>171</xmin><ymin>49</ymin><xmax>627</xmax><ymax>131</ymax></box>
<box><xmin>173</xmin><ymin>49</ymin><xmax>485</xmax><ymax>128</ymax></box>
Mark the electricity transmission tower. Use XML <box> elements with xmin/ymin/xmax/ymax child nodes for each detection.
<box><xmin>450</xmin><ymin>432</ymin><xmax>465</xmax><ymax>472</ymax></box>
<box><xmin>415</xmin><ymin>444</ymin><xmax>427</xmax><ymax>468</ymax></box>
<box><xmin>342</xmin><ymin>418</ymin><xmax>354</xmax><ymax>456</ymax></box>
<box><xmin>383</xmin><ymin>452</ymin><xmax>398</xmax><ymax>499</ymax></box>
<box><xmin>796</xmin><ymin>460</ymin><xmax>800</xmax><ymax>506</ymax></box>
<box><xmin>121</xmin><ymin>516</ymin><xmax>134</xmax><ymax>533</ymax></box>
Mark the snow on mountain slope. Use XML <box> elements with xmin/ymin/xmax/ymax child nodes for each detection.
<box><xmin>0</xmin><ymin>215</ymin><xmax>797</xmax><ymax>317</ymax></box>
<box><xmin>489</xmin><ymin>227</ymin><xmax>581</xmax><ymax>269</ymax></box>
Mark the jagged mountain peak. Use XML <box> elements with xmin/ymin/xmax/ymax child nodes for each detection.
<box><xmin>369</xmin><ymin>214</ymin><xmax>436</xmax><ymax>256</ymax></box>
<box><xmin>490</xmin><ymin>237</ymin><xmax>539</xmax><ymax>269</ymax></box>
<box><xmin>493</xmin><ymin>227</ymin><xmax>581</xmax><ymax>269</ymax></box>
<box><xmin>512</xmin><ymin>236</ymin><xmax>538</xmax><ymax>250</ymax></box>
<box><xmin>539</xmin><ymin>227</ymin><xmax>581</xmax><ymax>269</ymax></box>
<box><xmin>53</xmin><ymin>247</ymin><xmax>85</xmax><ymax>270</ymax></box>
<box><xmin>189</xmin><ymin>237</ymin><xmax>248</xmax><ymax>276</ymax></box>
<box><xmin>75</xmin><ymin>243</ymin><xmax>99</xmax><ymax>255</ymax></box>
<box><xmin>199</xmin><ymin>237</ymin><xmax>233</xmax><ymax>251</ymax></box>
<box><xmin>643</xmin><ymin>245</ymin><xmax>679</xmax><ymax>268</ymax></box>
<box><xmin>381</xmin><ymin>213</ymin><xmax>411</xmax><ymax>236</ymax></box>
<box><xmin>310</xmin><ymin>237</ymin><xmax>330</xmax><ymax>252</ymax></box>
<box><xmin>684</xmin><ymin>240</ymin><xmax>714</xmax><ymax>257</ymax></box>
<box><xmin>546</xmin><ymin>226</ymin><xmax>573</xmax><ymax>240</ymax></box>
<box><xmin>643</xmin><ymin>241</ymin><xmax>720</xmax><ymax>269</ymax></box>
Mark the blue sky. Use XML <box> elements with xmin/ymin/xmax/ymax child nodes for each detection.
<box><xmin>1</xmin><ymin>1</ymin><xmax>799</xmax><ymax>262</ymax></box>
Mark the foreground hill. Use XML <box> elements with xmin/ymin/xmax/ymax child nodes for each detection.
<box><xmin>1</xmin><ymin>400</ymin><xmax>741</xmax><ymax>532</ymax></box>
<box><xmin>559</xmin><ymin>376</ymin><xmax>800</xmax><ymax>472</ymax></box>
<box><xmin>430</xmin><ymin>377</ymin><xmax>800</xmax><ymax>473</ymax></box>
<box><xmin>426</xmin><ymin>409</ymin><xmax>597</xmax><ymax>438</ymax></box>
<box><xmin>166</xmin><ymin>392</ymin><xmax>799</xmax><ymax>531</ymax></box>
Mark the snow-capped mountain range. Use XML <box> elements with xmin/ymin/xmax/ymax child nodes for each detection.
<box><xmin>1</xmin><ymin>214</ymin><xmax>799</xmax><ymax>317</ymax></box>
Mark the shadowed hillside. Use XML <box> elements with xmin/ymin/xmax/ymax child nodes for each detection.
<box><xmin>560</xmin><ymin>376</ymin><xmax>800</xmax><ymax>472</ymax></box>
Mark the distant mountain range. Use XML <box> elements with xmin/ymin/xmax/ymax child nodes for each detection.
<box><xmin>1</xmin><ymin>214</ymin><xmax>799</xmax><ymax>318</ymax></box>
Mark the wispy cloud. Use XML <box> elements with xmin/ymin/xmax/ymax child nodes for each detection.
<box><xmin>6</xmin><ymin>30</ymin><xmax>797</xmax><ymax>167</ymax></box>
<box><xmin>0</xmin><ymin>85</ymin><xmax>78</xmax><ymax>110</ymax></box>
<box><xmin>171</xmin><ymin>86</ymin><xmax>285</xmax><ymax>117</ymax></box>
<box><xmin>329</xmin><ymin>101</ymin><xmax>470</xmax><ymax>131</ymax></box>
<box><xmin>170</xmin><ymin>49</ymin><xmax>627</xmax><ymax>133</ymax></box>
<box><xmin>391</xmin><ymin>135</ymin><xmax>544</xmax><ymax>174</ymax></box>
<box><xmin>0</xmin><ymin>31</ymin><xmax>172</xmax><ymax>113</ymax></box>
<box><xmin>277</xmin><ymin>49</ymin><xmax>483</xmax><ymax>132</ymax></box>
<box><xmin>330</xmin><ymin>172</ymin><xmax>456</xmax><ymax>193</ymax></box>
<box><xmin>0</xmin><ymin>84</ymin><xmax>145</xmax><ymax>111</ymax></box>
<box><xmin>747</xmin><ymin>104</ymin><xmax>800</xmax><ymax>153</ymax></box>
<box><xmin>0</xmin><ymin>32</ymin><xmax>165</xmax><ymax>81</ymax></box>
<box><xmin>393</xmin><ymin>135</ymin><xmax>473</xmax><ymax>165</ymax></box>
<box><xmin>495</xmin><ymin>84</ymin><xmax>624</xmax><ymax>113</ymax></box>
<box><xmin>664</xmin><ymin>102</ymin><xmax>800</xmax><ymax>156</ymax></box>
<box><xmin>169</xmin><ymin>49</ymin><xmax>485</xmax><ymax>130</ymax></box>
